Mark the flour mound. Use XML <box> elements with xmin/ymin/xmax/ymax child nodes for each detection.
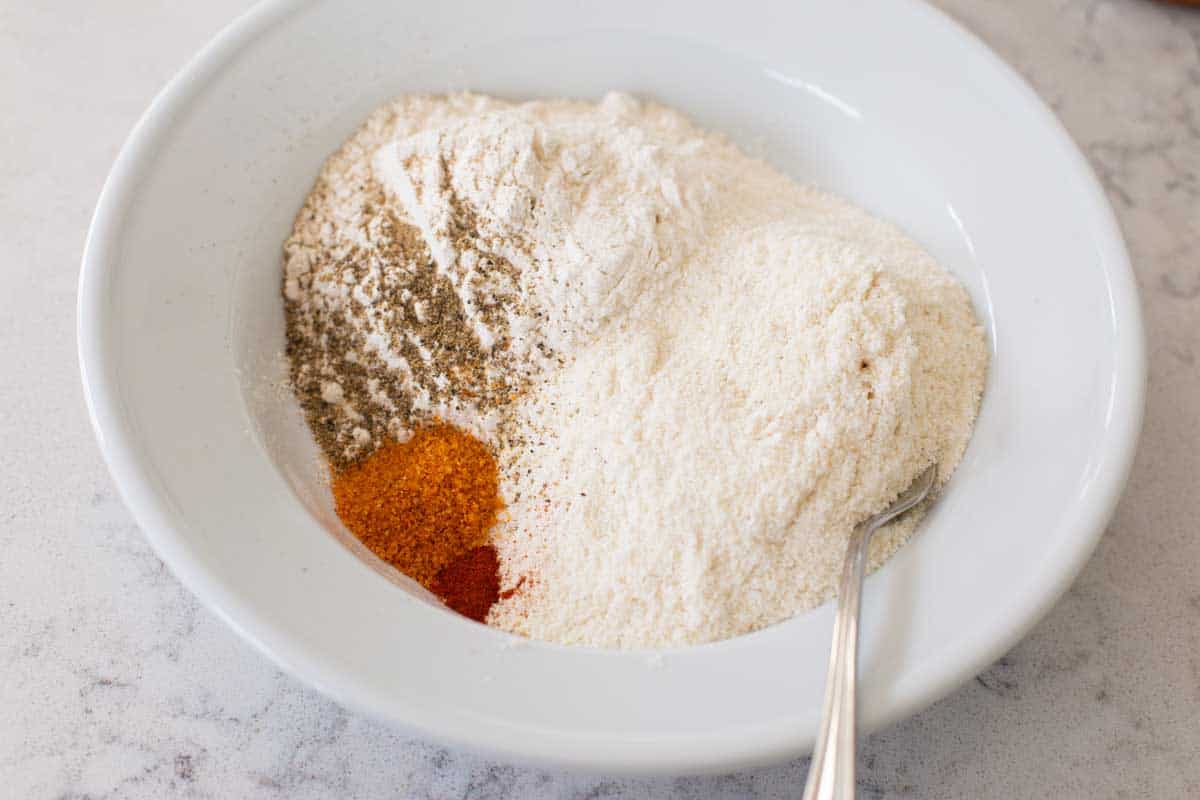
<box><xmin>371</xmin><ymin>92</ymin><xmax>718</xmax><ymax>359</ymax></box>
<box><xmin>476</xmin><ymin>98</ymin><xmax>987</xmax><ymax>648</ymax></box>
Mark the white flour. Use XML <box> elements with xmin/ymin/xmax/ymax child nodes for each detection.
<box><xmin>490</xmin><ymin>185</ymin><xmax>987</xmax><ymax>647</ymax></box>
<box><xmin>370</xmin><ymin>92</ymin><xmax>716</xmax><ymax>364</ymax></box>
<box><xmin>286</xmin><ymin>92</ymin><xmax>988</xmax><ymax>648</ymax></box>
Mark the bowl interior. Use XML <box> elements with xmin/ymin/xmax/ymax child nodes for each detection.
<box><xmin>80</xmin><ymin>0</ymin><xmax>1141</xmax><ymax>772</ymax></box>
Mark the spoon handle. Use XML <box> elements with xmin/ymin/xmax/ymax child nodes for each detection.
<box><xmin>802</xmin><ymin>465</ymin><xmax>936</xmax><ymax>799</ymax></box>
<box><xmin>802</xmin><ymin>519</ymin><xmax>875</xmax><ymax>800</ymax></box>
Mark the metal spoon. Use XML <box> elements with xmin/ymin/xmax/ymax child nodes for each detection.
<box><xmin>802</xmin><ymin>465</ymin><xmax>938</xmax><ymax>800</ymax></box>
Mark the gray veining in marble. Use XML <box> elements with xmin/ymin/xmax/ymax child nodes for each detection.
<box><xmin>2</xmin><ymin>0</ymin><xmax>1198</xmax><ymax>797</ymax></box>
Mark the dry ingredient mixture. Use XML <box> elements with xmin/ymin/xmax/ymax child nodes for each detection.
<box><xmin>284</xmin><ymin>92</ymin><xmax>988</xmax><ymax>648</ymax></box>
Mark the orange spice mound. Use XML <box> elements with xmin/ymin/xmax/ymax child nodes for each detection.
<box><xmin>331</xmin><ymin>424</ymin><xmax>504</xmax><ymax>589</ymax></box>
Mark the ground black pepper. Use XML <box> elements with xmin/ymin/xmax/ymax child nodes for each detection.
<box><xmin>283</xmin><ymin>176</ymin><xmax>527</xmax><ymax>468</ymax></box>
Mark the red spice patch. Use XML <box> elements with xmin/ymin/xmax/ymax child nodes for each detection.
<box><xmin>431</xmin><ymin>545</ymin><xmax>502</xmax><ymax>622</ymax></box>
<box><xmin>498</xmin><ymin>576</ymin><xmax>526</xmax><ymax>601</ymax></box>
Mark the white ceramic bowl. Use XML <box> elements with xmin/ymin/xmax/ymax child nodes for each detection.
<box><xmin>78</xmin><ymin>0</ymin><xmax>1144</xmax><ymax>773</ymax></box>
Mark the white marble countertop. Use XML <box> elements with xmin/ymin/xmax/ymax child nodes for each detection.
<box><xmin>3</xmin><ymin>1</ymin><xmax>1198</xmax><ymax>797</ymax></box>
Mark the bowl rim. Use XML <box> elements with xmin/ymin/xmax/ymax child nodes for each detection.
<box><xmin>78</xmin><ymin>0</ymin><xmax>1145</xmax><ymax>773</ymax></box>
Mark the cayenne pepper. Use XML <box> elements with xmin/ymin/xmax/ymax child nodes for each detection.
<box><xmin>431</xmin><ymin>546</ymin><xmax>501</xmax><ymax>622</ymax></box>
<box><xmin>330</xmin><ymin>423</ymin><xmax>509</xmax><ymax>621</ymax></box>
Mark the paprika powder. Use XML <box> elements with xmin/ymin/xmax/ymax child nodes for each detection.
<box><xmin>330</xmin><ymin>423</ymin><xmax>510</xmax><ymax>621</ymax></box>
